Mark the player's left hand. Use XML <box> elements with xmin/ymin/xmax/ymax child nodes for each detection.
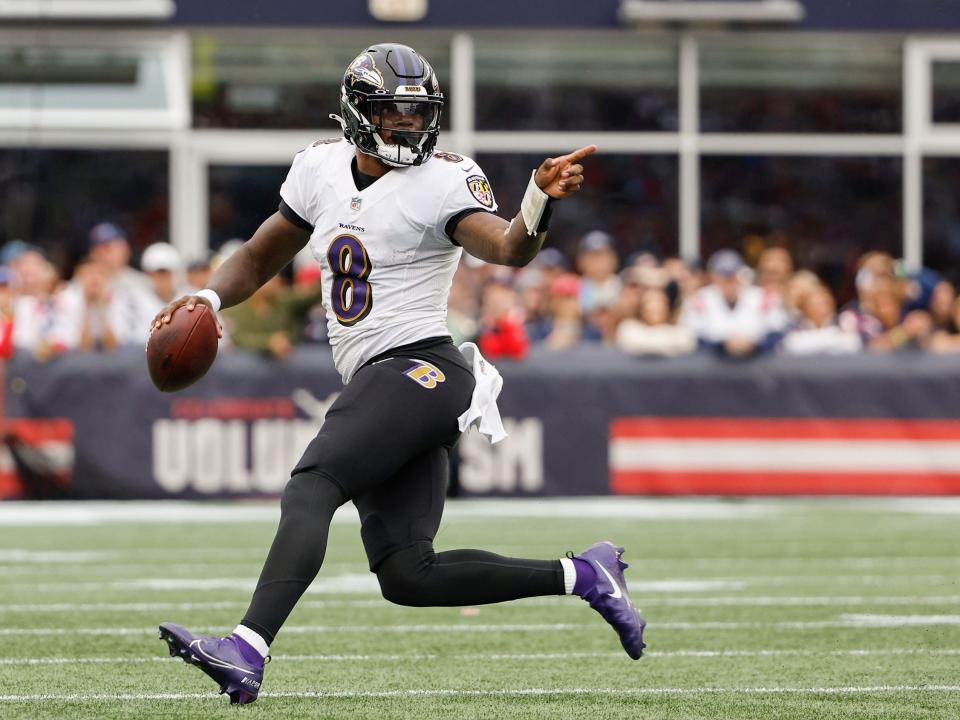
<box><xmin>534</xmin><ymin>145</ymin><xmax>597</xmax><ymax>199</ymax></box>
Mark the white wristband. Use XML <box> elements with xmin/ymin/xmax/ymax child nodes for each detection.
<box><xmin>195</xmin><ymin>289</ymin><xmax>221</xmax><ymax>313</ymax></box>
<box><xmin>520</xmin><ymin>169</ymin><xmax>550</xmax><ymax>236</ymax></box>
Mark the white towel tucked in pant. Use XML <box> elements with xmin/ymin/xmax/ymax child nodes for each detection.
<box><xmin>456</xmin><ymin>342</ymin><xmax>507</xmax><ymax>444</ymax></box>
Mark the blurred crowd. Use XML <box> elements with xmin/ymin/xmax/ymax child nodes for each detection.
<box><xmin>4</xmin><ymin>222</ymin><xmax>960</xmax><ymax>363</ymax></box>
<box><xmin>449</xmin><ymin>231</ymin><xmax>960</xmax><ymax>361</ymax></box>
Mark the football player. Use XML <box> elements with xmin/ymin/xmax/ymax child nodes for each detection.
<box><xmin>153</xmin><ymin>43</ymin><xmax>645</xmax><ymax>704</ymax></box>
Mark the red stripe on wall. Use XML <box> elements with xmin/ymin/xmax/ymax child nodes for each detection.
<box><xmin>611</xmin><ymin>418</ymin><xmax>960</xmax><ymax>441</ymax></box>
<box><xmin>610</xmin><ymin>470</ymin><xmax>960</xmax><ymax>496</ymax></box>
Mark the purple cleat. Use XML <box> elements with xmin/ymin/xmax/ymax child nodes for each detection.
<box><xmin>571</xmin><ymin>541</ymin><xmax>646</xmax><ymax>659</ymax></box>
<box><xmin>158</xmin><ymin>622</ymin><xmax>267</xmax><ymax>705</ymax></box>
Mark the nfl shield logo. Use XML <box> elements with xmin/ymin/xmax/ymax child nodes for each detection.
<box><xmin>350</xmin><ymin>196</ymin><xmax>362</xmax><ymax>212</ymax></box>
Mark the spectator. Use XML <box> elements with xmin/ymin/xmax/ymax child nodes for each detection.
<box><xmin>477</xmin><ymin>274</ymin><xmax>528</xmax><ymax>360</ymax></box>
<box><xmin>533</xmin><ymin>246</ymin><xmax>569</xmax><ymax>285</ymax></box>
<box><xmin>141</xmin><ymin>242</ymin><xmax>184</xmax><ymax>306</ymax></box>
<box><xmin>681</xmin><ymin>249</ymin><xmax>788</xmax><ymax>357</ymax></box>
<box><xmin>222</xmin><ymin>275</ymin><xmax>323</xmax><ymax>359</ymax></box>
<box><xmin>838</xmin><ymin>252</ymin><xmax>897</xmax><ymax>342</ymax></box>
<box><xmin>183</xmin><ymin>255</ymin><xmax>214</xmax><ymax>296</ymax></box>
<box><xmin>783</xmin><ymin>269</ymin><xmax>822</xmax><ymax>317</ymax></box>
<box><xmin>928</xmin><ymin>295</ymin><xmax>960</xmax><ymax>353</ymax></box>
<box><xmin>576</xmin><ymin>232</ymin><xmax>622</xmax><ymax>344</ymax></box>
<box><xmin>540</xmin><ymin>273</ymin><xmax>592</xmax><ymax>350</ymax></box>
<box><xmin>11</xmin><ymin>247</ymin><xmax>63</xmax><ymax>358</ymax></box>
<box><xmin>576</xmin><ymin>231</ymin><xmax>622</xmax><ymax>315</ymax></box>
<box><xmin>616</xmin><ymin>287</ymin><xmax>696</xmax><ymax>357</ymax></box>
<box><xmin>781</xmin><ymin>283</ymin><xmax>862</xmax><ymax>355</ymax></box>
<box><xmin>292</xmin><ymin>260</ymin><xmax>327</xmax><ymax>346</ymax></box>
<box><xmin>515</xmin><ymin>267</ymin><xmax>550</xmax><ymax>342</ymax></box>
<box><xmin>88</xmin><ymin>222</ymin><xmax>150</xmax><ymax>294</ymax></box>
<box><xmin>448</xmin><ymin>256</ymin><xmax>485</xmax><ymax>345</ymax></box>
<box><xmin>756</xmin><ymin>246</ymin><xmax>794</xmax><ymax>297</ymax></box>
<box><xmin>927</xmin><ymin>277</ymin><xmax>956</xmax><ymax>333</ymax></box>
<box><xmin>662</xmin><ymin>256</ymin><xmax>703</xmax><ymax>308</ymax></box>
<box><xmin>863</xmin><ymin>277</ymin><xmax>932</xmax><ymax>352</ymax></box>
<box><xmin>51</xmin><ymin>258</ymin><xmax>120</xmax><ymax>352</ymax></box>
<box><xmin>0</xmin><ymin>267</ymin><xmax>15</xmax><ymax>359</ymax></box>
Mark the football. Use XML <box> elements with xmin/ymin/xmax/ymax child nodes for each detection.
<box><xmin>146</xmin><ymin>304</ymin><xmax>219</xmax><ymax>392</ymax></box>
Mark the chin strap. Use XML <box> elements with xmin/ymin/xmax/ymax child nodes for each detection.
<box><xmin>329</xmin><ymin>113</ymin><xmax>347</xmax><ymax>132</ymax></box>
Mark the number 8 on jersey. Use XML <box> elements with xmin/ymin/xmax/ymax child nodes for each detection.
<box><xmin>327</xmin><ymin>234</ymin><xmax>373</xmax><ymax>326</ymax></box>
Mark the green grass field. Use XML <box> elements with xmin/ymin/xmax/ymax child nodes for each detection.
<box><xmin>0</xmin><ymin>498</ymin><xmax>958</xmax><ymax>719</ymax></box>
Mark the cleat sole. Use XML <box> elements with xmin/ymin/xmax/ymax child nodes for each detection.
<box><xmin>224</xmin><ymin>683</ymin><xmax>257</xmax><ymax>705</ymax></box>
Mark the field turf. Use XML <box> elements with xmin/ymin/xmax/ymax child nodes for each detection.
<box><xmin>0</xmin><ymin>498</ymin><xmax>958</xmax><ymax>719</ymax></box>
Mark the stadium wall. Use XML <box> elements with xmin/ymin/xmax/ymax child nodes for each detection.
<box><xmin>4</xmin><ymin>349</ymin><xmax>960</xmax><ymax>500</ymax></box>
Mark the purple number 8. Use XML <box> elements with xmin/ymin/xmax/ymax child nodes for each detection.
<box><xmin>327</xmin><ymin>234</ymin><xmax>373</xmax><ymax>326</ymax></box>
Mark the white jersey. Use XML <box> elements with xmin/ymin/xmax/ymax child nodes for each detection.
<box><xmin>280</xmin><ymin>139</ymin><xmax>497</xmax><ymax>383</ymax></box>
<box><xmin>680</xmin><ymin>284</ymin><xmax>788</xmax><ymax>345</ymax></box>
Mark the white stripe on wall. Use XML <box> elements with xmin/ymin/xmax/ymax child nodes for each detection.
<box><xmin>610</xmin><ymin>439</ymin><xmax>960</xmax><ymax>472</ymax></box>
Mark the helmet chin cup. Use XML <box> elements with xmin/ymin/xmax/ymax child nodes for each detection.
<box><xmin>371</xmin><ymin>133</ymin><xmax>422</xmax><ymax>167</ymax></box>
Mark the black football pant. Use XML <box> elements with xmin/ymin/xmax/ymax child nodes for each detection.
<box><xmin>241</xmin><ymin>338</ymin><xmax>564</xmax><ymax>643</ymax></box>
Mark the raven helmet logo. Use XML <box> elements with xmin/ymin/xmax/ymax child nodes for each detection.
<box><xmin>350</xmin><ymin>196</ymin><xmax>362</xmax><ymax>212</ymax></box>
<box><xmin>466</xmin><ymin>175</ymin><xmax>495</xmax><ymax>209</ymax></box>
<box><xmin>403</xmin><ymin>360</ymin><xmax>446</xmax><ymax>389</ymax></box>
<box><xmin>347</xmin><ymin>54</ymin><xmax>384</xmax><ymax>89</ymax></box>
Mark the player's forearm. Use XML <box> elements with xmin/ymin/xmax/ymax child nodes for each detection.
<box><xmin>206</xmin><ymin>244</ymin><xmax>269</xmax><ymax>310</ymax></box>
<box><xmin>454</xmin><ymin>205</ymin><xmax>552</xmax><ymax>267</ymax></box>
<box><xmin>502</xmin><ymin>212</ymin><xmax>548</xmax><ymax>267</ymax></box>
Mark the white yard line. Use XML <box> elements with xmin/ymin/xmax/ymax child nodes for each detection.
<box><xmin>6</xmin><ymin>573</ymin><xmax>953</xmax><ymax>595</ymax></box>
<box><xmin>2</xmin><ymin>497</ymin><xmax>958</xmax><ymax>529</ymax></box>
<box><xmin>3</xmin><ymin>595</ymin><xmax>960</xmax><ymax>614</ymax></box>
<box><xmin>0</xmin><ymin>498</ymin><xmax>787</xmax><ymax>527</ymax></box>
<box><xmin>4</xmin><ymin>615</ymin><xmax>960</xmax><ymax>636</ymax></box>
<box><xmin>2</xmin><ymin>685</ymin><xmax>960</xmax><ymax>702</ymax></box>
<box><xmin>2</xmin><ymin>648</ymin><xmax>959</xmax><ymax>666</ymax></box>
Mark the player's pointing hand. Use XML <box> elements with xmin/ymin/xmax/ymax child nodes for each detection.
<box><xmin>535</xmin><ymin>144</ymin><xmax>597</xmax><ymax>200</ymax></box>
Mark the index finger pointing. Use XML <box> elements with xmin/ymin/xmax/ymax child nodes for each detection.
<box><xmin>562</xmin><ymin>144</ymin><xmax>597</xmax><ymax>164</ymax></box>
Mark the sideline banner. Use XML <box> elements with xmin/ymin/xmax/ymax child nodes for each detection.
<box><xmin>4</xmin><ymin>348</ymin><xmax>960</xmax><ymax>498</ymax></box>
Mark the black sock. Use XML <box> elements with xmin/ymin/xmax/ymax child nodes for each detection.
<box><xmin>241</xmin><ymin>472</ymin><xmax>346</xmax><ymax>643</ymax></box>
<box><xmin>375</xmin><ymin>541</ymin><xmax>564</xmax><ymax>607</ymax></box>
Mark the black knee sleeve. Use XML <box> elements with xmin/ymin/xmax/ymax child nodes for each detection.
<box><xmin>375</xmin><ymin>543</ymin><xmax>434</xmax><ymax>607</ymax></box>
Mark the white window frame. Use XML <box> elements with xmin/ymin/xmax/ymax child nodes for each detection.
<box><xmin>0</xmin><ymin>29</ymin><xmax>189</xmax><ymax>130</ymax></box>
<box><xmin>903</xmin><ymin>38</ymin><xmax>960</xmax><ymax>270</ymax></box>
<box><xmin>0</xmin><ymin>1</ymin><xmax>175</xmax><ymax>20</ymax></box>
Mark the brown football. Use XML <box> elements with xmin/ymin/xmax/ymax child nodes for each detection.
<box><xmin>146</xmin><ymin>304</ymin><xmax>219</xmax><ymax>392</ymax></box>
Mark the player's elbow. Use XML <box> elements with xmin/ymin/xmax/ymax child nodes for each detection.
<box><xmin>504</xmin><ymin>247</ymin><xmax>537</xmax><ymax>268</ymax></box>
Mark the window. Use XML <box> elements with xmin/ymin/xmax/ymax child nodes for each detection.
<box><xmin>208</xmin><ymin>165</ymin><xmax>288</xmax><ymax>249</ymax></box>
<box><xmin>0</xmin><ymin>149</ymin><xmax>169</xmax><ymax>272</ymax></box>
<box><xmin>932</xmin><ymin>61</ymin><xmax>960</xmax><ymax>125</ymax></box>
<box><xmin>700</xmin><ymin>156</ymin><xmax>902</xmax><ymax>300</ymax></box>
<box><xmin>700</xmin><ymin>34</ymin><xmax>902</xmax><ymax>133</ymax></box>
<box><xmin>193</xmin><ymin>33</ymin><xmax>450</xmax><ymax>131</ymax></box>
<box><xmin>474</xmin><ymin>34</ymin><xmax>678</xmax><ymax>131</ymax></box>
<box><xmin>0</xmin><ymin>32</ymin><xmax>187</xmax><ymax>128</ymax></box>
<box><xmin>477</xmin><ymin>153</ymin><xmax>679</xmax><ymax>261</ymax></box>
<box><xmin>923</xmin><ymin>158</ymin><xmax>960</xmax><ymax>283</ymax></box>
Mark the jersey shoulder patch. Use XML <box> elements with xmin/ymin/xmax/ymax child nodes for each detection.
<box><xmin>465</xmin><ymin>174</ymin><xmax>495</xmax><ymax>209</ymax></box>
<box><xmin>312</xmin><ymin>137</ymin><xmax>344</xmax><ymax>147</ymax></box>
